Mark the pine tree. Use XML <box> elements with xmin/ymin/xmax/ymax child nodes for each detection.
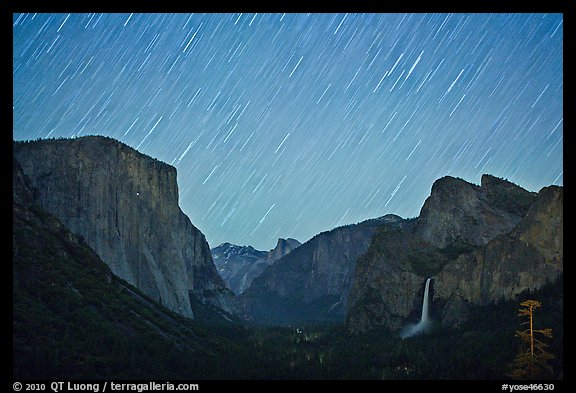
<box><xmin>508</xmin><ymin>300</ymin><xmax>554</xmax><ymax>379</ymax></box>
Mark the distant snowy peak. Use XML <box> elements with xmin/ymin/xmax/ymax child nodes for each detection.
<box><xmin>211</xmin><ymin>243</ymin><xmax>267</xmax><ymax>295</ymax></box>
<box><xmin>211</xmin><ymin>238</ymin><xmax>301</xmax><ymax>295</ymax></box>
<box><xmin>212</xmin><ymin>243</ymin><xmax>266</xmax><ymax>261</ymax></box>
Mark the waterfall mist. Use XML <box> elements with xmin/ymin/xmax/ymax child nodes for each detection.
<box><xmin>400</xmin><ymin>277</ymin><xmax>433</xmax><ymax>339</ymax></box>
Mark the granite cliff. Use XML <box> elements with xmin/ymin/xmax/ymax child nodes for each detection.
<box><xmin>13</xmin><ymin>158</ymin><xmax>247</xmax><ymax>378</ymax></box>
<box><xmin>346</xmin><ymin>223</ymin><xmax>448</xmax><ymax>332</ymax></box>
<box><xmin>13</xmin><ymin>136</ymin><xmax>235</xmax><ymax>319</ymax></box>
<box><xmin>434</xmin><ymin>185</ymin><xmax>563</xmax><ymax>327</ymax></box>
<box><xmin>413</xmin><ymin>174</ymin><xmax>537</xmax><ymax>247</ymax></box>
<box><xmin>346</xmin><ymin>175</ymin><xmax>562</xmax><ymax>333</ymax></box>
<box><xmin>265</xmin><ymin>238</ymin><xmax>302</xmax><ymax>265</ymax></box>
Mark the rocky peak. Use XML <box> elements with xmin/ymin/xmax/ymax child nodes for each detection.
<box><xmin>213</xmin><ymin>243</ymin><xmax>264</xmax><ymax>260</ymax></box>
<box><xmin>413</xmin><ymin>174</ymin><xmax>537</xmax><ymax>248</ymax></box>
<box><xmin>211</xmin><ymin>243</ymin><xmax>267</xmax><ymax>295</ymax></box>
<box><xmin>265</xmin><ymin>238</ymin><xmax>302</xmax><ymax>265</ymax></box>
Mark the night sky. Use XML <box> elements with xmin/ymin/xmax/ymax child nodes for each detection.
<box><xmin>13</xmin><ymin>13</ymin><xmax>563</xmax><ymax>251</ymax></box>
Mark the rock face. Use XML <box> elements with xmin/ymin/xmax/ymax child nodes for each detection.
<box><xmin>414</xmin><ymin>175</ymin><xmax>536</xmax><ymax>248</ymax></box>
<box><xmin>346</xmin><ymin>175</ymin><xmax>562</xmax><ymax>333</ymax></box>
<box><xmin>346</xmin><ymin>223</ymin><xmax>448</xmax><ymax>332</ymax></box>
<box><xmin>265</xmin><ymin>238</ymin><xmax>302</xmax><ymax>265</ymax></box>
<box><xmin>212</xmin><ymin>238</ymin><xmax>302</xmax><ymax>295</ymax></box>
<box><xmin>13</xmin><ymin>159</ymin><xmax>245</xmax><ymax>378</ymax></box>
<box><xmin>13</xmin><ymin>136</ymin><xmax>234</xmax><ymax>319</ymax></box>
<box><xmin>434</xmin><ymin>185</ymin><xmax>563</xmax><ymax>327</ymax></box>
<box><xmin>241</xmin><ymin>217</ymin><xmax>394</xmax><ymax>325</ymax></box>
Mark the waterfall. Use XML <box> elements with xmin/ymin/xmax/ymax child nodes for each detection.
<box><xmin>420</xmin><ymin>277</ymin><xmax>431</xmax><ymax>324</ymax></box>
<box><xmin>400</xmin><ymin>277</ymin><xmax>432</xmax><ymax>338</ymax></box>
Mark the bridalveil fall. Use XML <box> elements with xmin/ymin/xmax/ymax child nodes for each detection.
<box><xmin>400</xmin><ymin>277</ymin><xmax>432</xmax><ymax>338</ymax></box>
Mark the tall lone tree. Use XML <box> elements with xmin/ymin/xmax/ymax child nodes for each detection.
<box><xmin>508</xmin><ymin>300</ymin><xmax>554</xmax><ymax>379</ymax></box>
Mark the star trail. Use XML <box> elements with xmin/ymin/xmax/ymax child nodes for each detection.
<box><xmin>13</xmin><ymin>13</ymin><xmax>563</xmax><ymax>250</ymax></box>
